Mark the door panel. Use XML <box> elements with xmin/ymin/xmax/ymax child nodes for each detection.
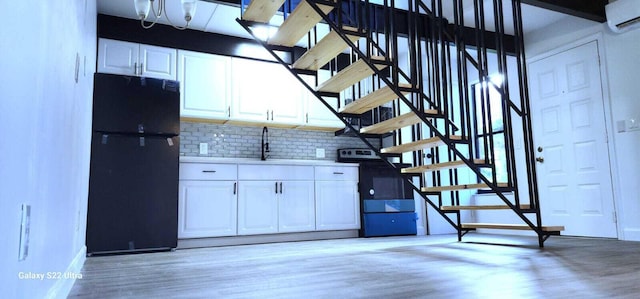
<box><xmin>178</xmin><ymin>181</ymin><xmax>237</xmax><ymax>238</ymax></box>
<box><xmin>86</xmin><ymin>133</ymin><xmax>179</xmax><ymax>253</ymax></box>
<box><xmin>237</xmin><ymin>181</ymin><xmax>278</xmax><ymax>235</ymax></box>
<box><xmin>279</xmin><ymin>181</ymin><xmax>315</xmax><ymax>233</ymax></box>
<box><xmin>529</xmin><ymin>40</ymin><xmax>617</xmax><ymax>238</ymax></box>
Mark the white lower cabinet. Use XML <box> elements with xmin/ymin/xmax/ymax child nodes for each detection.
<box><xmin>179</xmin><ymin>162</ymin><xmax>358</xmax><ymax>240</ymax></box>
<box><xmin>315</xmin><ymin>166</ymin><xmax>360</xmax><ymax>230</ymax></box>
<box><xmin>178</xmin><ymin>180</ymin><xmax>237</xmax><ymax>238</ymax></box>
<box><xmin>237</xmin><ymin>181</ymin><xmax>279</xmax><ymax>235</ymax></box>
<box><xmin>238</xmin><ymin>180</ymin><xmax>315</xmax><ymax>235</ymax></box>
<box><xmin>315</xmin><ymin>181</ymin><xmax>360</xmax><ymax>230</ymax></box>
<box><xmin>278</xmin><ymin>181</ymin><xmax>316</xmax><ymax>233</ymax></box>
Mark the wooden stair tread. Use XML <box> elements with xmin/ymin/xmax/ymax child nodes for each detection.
<box><xmin>293</xmin><ymin>28</ymin><xmax>361</xmax><ymax>71</ymax></box>
<box><xmin>381</xmin><ymin>135</ymin><xmax>462</xmax><ymax>154</ymax></box>
<box><xmin>401</xmin><ymin>159</ymin><xmax>487</xmax><ymax>173</ymax></box>
<box><xmin>316</xmin><ymin>57</ymin><xmax>387</xmax><ymax>93</ymax></box>
<box><xmin>268</xmin><ymin>0</ymin><xmax>335</xmax><ymax>47</ymax></box>
<box><xmin>360</xmin><ymin>109</ymin><xmax>438</xmax><ymax>134</ymax></box>
<box><xmin>441</xmin><ymin>204</ymin><xmax>531</xmax><ymax>211</ymax></box>
<box><xmin>421</xmin><ymin>183</ymin><xmax>509</xmax><ymax>192</ymax></box>
<box><xmin>339</xmin><ymin>84</ymin><xmax>412</xmax><ymax>114</ymax></box>
<box><xmin>242</xmin><ymin>0</ymin><xmax>286</xmax><ymax>23</ymax></box>
<box><xmin>461</xmin><ymin>223</ymin><xmax>565</xmax><ymax>232</ymax></box>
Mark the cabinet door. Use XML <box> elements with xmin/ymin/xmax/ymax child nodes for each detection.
<box><xmin>97</xmin><ymin>39</ymin><xmax>138</xmax><ymax>76</ymax></box>
<box><xmin>270</xmin><ymin>66</ymin><xmax>305</xmax><ymax>125</ymax></box>
<box><xmin>315</xmin><ymin>180</ymin><xmax>360</xmax><ymax>230</ymax></box>
<box><xmin>237</xmin><ymin>181</ymin><xmax>279</xmax><ymax>235</ymax></box>
<box><xmin>140</xmin><ymin>44</ymin><xmax>177</xmax><ymax>80</ymax></box>
<box><xmin>178</xmin><ymin>180</ymin><xmax>237</xmax><ymax>238</ymax></box>
<box><xmin>302</xmin><ymin>72</ymin><xmax>344</xmax><ymax>129</ymax></box>
<box><xmin>178</xmin><ymin>50</ymin><xmax>231</xmax><ymax>119</ymax></box>
<box><xmin>279</xmin><ymin>181</ymin><xmax>315</xmax><ymax>233</ymax></box>
<box><xmin>231</xmin><ymin>58</ymin><xmax>271</xmax><ymax>122</ymax></box>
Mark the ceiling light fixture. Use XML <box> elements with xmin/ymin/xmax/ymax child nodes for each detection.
<box><xmin>134</xmin><ymin>0</ymin><xmax>197</xmax><ymax>30</ymax></box>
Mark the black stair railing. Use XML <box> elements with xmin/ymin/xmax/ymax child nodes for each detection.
<box><xmin>238</xmin><ymin>0</ymin><xmax>553</xmax><ymax>246</ymax></box>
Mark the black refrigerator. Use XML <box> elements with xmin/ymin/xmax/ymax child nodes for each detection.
<box><xmin>86</xmin><ymin>73</ymin><xmax>180</xmax><ymax>255</ymax></box>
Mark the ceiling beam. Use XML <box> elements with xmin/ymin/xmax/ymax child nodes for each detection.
<box><xmin>521</xmin><ymin>0</ymin><xmax>607</xmax><ymax>23</ymax></box>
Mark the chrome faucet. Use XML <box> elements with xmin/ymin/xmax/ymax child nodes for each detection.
<box><xmin>261</xmin><ymin>126</ymin><xmax>269</xmax><ymax>160</ymax></box>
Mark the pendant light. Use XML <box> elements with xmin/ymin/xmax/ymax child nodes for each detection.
<box><xmin>134</xmin><ymin>0</ymin><xmax>198</xmax><ymax>30</ymax></box>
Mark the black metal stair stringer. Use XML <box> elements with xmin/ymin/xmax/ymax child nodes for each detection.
<box><xmin>303</xmin><ymin>0</ymin><xmax>542</xmax><ymax>229</ymax></box>
<box><xmin>309</xmin><ymin>0</ymin><xmax>554</xmax><ymax>243</ymax></box>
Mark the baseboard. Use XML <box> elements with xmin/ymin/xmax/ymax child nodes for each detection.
<box><xmin>178</xmin><ymin>230</ymin><xmax>359</xmax><ymax>249</ymax></box>
<box><xmin>45</xmin><ymin>246</ymin><xmax>86</xmax><ymax>299</ymax></box>
<box><xmin>622</xmin><ymin>229</ymin><xmax>640</xmax><ymax>241</ymax></box>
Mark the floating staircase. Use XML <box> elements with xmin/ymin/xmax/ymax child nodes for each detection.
<box><xmin>238</xmin><ymin>0</ymin><xmax>564</xmax><ymax>247</ymax></box>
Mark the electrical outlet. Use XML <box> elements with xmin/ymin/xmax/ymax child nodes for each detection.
<box><xmin>316</xmin><ymin>148</ymin><xmax>325</xmax><ymax>158</ymax></box>
<box><xmin>627</xmin><ymin>118</ymin><xmax>640</xmax><ymax>131</ymax></box>
<box><xmin>199</xmin><ymin>143</ymin><xmax>208</xmax><ymax>155</ymax></box>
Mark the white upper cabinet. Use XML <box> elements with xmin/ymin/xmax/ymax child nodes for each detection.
<box><xmin>97</xmin><ymin>39</ymin><xmax>137</xmax><ymax>76</ymax></box>
<box><xmin>139</xmin><ymin>44</ymin><xmax>177</xmax><ymax>80</ymax></box>
<box><xmin>302</xmin><ymin>71</ymin><xmax>344</xmax><ymax>129</ymax></box>
<box><xmin>97</xmin><ymin>38</ymin><xmax>176</xmax><ymax>80</ymax></box>
<box><xmin>177</xmin><ymin>50</ymin><xmax>231</xmax><ymax>120</ymax></box>
<box><xmin>231</xmin><ymin>58</ymin><xmax>305</xmax><ymax>126</ymax></box>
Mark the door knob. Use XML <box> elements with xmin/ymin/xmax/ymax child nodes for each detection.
<box><xmin>536</xmin><ymin>157</ymin><xmax>544</xmax><ymax>163</ymax></box>
<box><xmin>537</xmin><ymin>146</ymin><xmax>543</xmax><ymax>152</ymax></box>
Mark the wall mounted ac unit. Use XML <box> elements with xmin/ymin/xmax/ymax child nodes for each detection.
<box><xmin>606</xmin><ymin>0</ymin><xmax>640</xmax><ymax>33</ymax></box>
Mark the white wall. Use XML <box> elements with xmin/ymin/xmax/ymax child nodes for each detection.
<box><xmin>524</xmin><ymin>16</ymin><xmax>640</xmax><ymax>241</ymax></box>
<box><xmin>0</xmin><ymin>0</ymin><xmax>97</xmax><ymax>297</ymax></box>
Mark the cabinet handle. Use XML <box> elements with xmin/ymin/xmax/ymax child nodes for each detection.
<box><xmin>306</xmin><ymin>113</ymin><xmax>309</xmax><ymax>123</ymax></box>
<box><xmin>233</xmin><ymin>182</ymin><xmax>237</xmax><ymax>195</ymax></box>
<box><xmin>333</xmin><ymin>172</ymin><xmax>344</xmax><ymax>175</ymax></box>
<box><xmin>134</xmin><ymin>62</ymin><xmax>138</xmax><ymax>75</ymax></box>
<box><xmin>270</xmin><ymin>110</ymin><xmax>274</xmax><ymax>121</ymax></box>
<box><xmin>202</xmin><ymin>170</ymin><xmax>217</xmax><ymax>173</ymax></box>
<box><xmin>267</xmin><ymin>110</ymin><xmax>270</xmax><ymax>120</ymax></box>
<box><xmin>275</xmin><ymin>182</ymin><xmax>278</xmax><ymax>194</ymax></box>
<box><xmin>279</xmin><ymin>182</ymin><xmax>283</xmax><ymax>194</ymax></box>
<box><xmin>139</xmin><ymin>63</ymin><xmax>144</xmax><ymax>75</ymax></box>
<box><xmin>228</xmin><ymin>106</ymin><xmax>231</xmax><ymax>117</ymax></box>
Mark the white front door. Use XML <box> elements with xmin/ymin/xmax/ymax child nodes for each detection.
<box><xmin>528</xmin><ymin>40</ymin><xmax>617</xmax><ymax>238</ymax></box>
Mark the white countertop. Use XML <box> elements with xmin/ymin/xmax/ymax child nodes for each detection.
<box><xmin>179</xmin><ymin>156</ymin><xmax>358</xmax><ymax>167</ymax></box>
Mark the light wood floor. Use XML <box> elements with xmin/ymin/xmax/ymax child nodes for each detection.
<box><xmin>69</xmin><ymin>234</ymin><xmax>640</xmax><ymax>298</ymax></box>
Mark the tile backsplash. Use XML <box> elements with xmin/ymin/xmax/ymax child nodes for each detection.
<box><xmin>180</xmin><ymin>121</ymin><xmax>380</xmax><ymax>161</ymax></box>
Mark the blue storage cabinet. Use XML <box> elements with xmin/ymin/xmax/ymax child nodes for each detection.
<box><xmin>362</xmin><ymin>199</ymin><xmax>417</xmax><ymax>237</ymax></box>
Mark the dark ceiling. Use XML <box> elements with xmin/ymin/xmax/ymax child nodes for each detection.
<box><xmin>208</xmin><ymin>0</ymin><xmax>608</xmax><ymax>23</ymax></box>
<box><xmin>521</xmin><ymin>0</ymin><xmax>607</xmax><ymax>22</ymax></box>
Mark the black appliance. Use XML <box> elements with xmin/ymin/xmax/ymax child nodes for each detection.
<box><xmin>338</xmin><ymin>149</ymin><xmax>417</xmax><ymax>237</ymax></box>
<box><xmin>340</xmin><ymin>106</ymin><xmax>393</xmax><ymax>136</ymax></box>
<box><xmin>86</xmin><ymin>73</ymin><xmax>180</xmax><ymax>255</ymax></box>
